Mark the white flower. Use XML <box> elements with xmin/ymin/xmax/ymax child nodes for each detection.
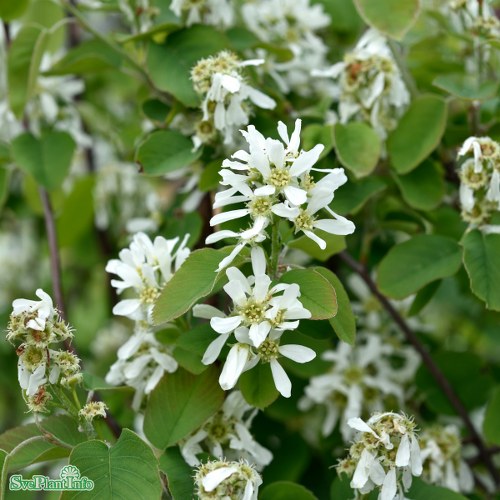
<box><xmin>18</xmin><ymin>361</ymin><xmax>48</xmax><ymax>397</ymax></box>
<box><xmin>106</xmin><ymin>232</ymin><xmax>190</xmax><ymax>321</ymax></box>
<box><xmin>191</xmin><ymin>51</ymin><xmax>275</xmax><ymax>146</ymax></box>
<box><xmin>195</xmin><ymin>459</ymin><xmax>262</xmax><ymax>500</ymax></box>
<box><xmin>338</xmin><ymin>412</ymin><xmax>422</xmax><ymax>500</ymax></box>
<box><xmin>241</xmin><ymin>0</ymin><xmax>332</xmax><ymax>96</ymax></box>
<box><xmin>315</xmin><ymin>29</ymin><xmax>410</xmax><ymax>140</ymax></box>
<box><xmin>420</xmin><ymin>425</ymin><xmax>473</xmax><ymax>493</ymax></box>
<box><xmin>170</xmin><ymin>0</ymin><xmax>234</xmax><ymax>28</ymax></box>
<box><xmin>11</xmin><ymin>288</ymin><xmax>55</xmax><ymax>332</ymax></box>
<box><xmin>217</xmin><ymin>329</ymin><xmax>315</xmax><ymax>398</ymax></box>
<box><xmin>180</xmin><ymin>391</ymin><xmax>273</xmax><ymax>468</ymax></box>
<box><xmin>299</xmin><ymin>334</ymin><xmax>419</xmax><ymax>442</ymax></box>
<box><xmin>105</xmin><ymin>327</ymin><xmax>178</xmax><ymax>409</ymax></box>
<box><xmin>195</xmin><ymin>247</ymin><xmax>311</xmax><ymax>351</ymax></box>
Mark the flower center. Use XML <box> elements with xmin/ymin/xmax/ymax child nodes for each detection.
<box><xmin>295</xmin><ymin>210</ymin><xmax>315</xmax><ymax>231</ymax></box>
<box><xmin>258</xmin><ymin>339</ymin><xmax>279</xmax><ymax>362</ymax></box>
<box><xmin>140</xmin><ymin>286</ymin><xmax>161</xmax><ymax>305</ymax></box>
<box><xmin>270</xmin><ymin>309</ymin><xmax>285</xmax><ymax>328</ymax></box>
<box><xmin>269</xmin><ymin>168</ymin><xmax>291</xmax><ymax>188</ymax></box>
<box><xmin>248</xmin><ymin>197</ymin><xmax>273</xmax><ymax>217</ymax></box>
<box><xmin>240</xmin><ymin>300</ymin><xmax>266</xmax><ymax>324</ymax></box>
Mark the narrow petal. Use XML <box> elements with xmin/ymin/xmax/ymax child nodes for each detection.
<box><xmin>202</xmin><ymin>466</ymin><xmax>238</xmax><ymax>492</ymax></box>
<box><xmin>202</xmin><ymin>333</ymin><xmax>230</xmax><ymax>365</ymax></box>
<box><xmin>270</xmin><ymin>359</ymin><xmax>292</xmax><ymax>397</ymax></box>
<box><xmin>380</xmin><ymin>468</ymin><xmax>397</xmax><ymax>500</ymax></box>
<box><xmin>279</xmin><ymin>344</ymin><xmax>316</xmax><ymax>363</ymax></box>
<box><xmin>219</xmin><ymin>344</ymin><xmax>251</xmax><ymax>390</ymax></box>
<box><xmin>289</xmin><ymin>144</ymin><xmax>324</xmax><ymax>176</ymax></box>
<box><xmin>211</xmin><ymin>315</ymin><xmax>242</xmax><ymax>334</ymax></box>
<box><xmin>395</xmin><ymin>434</ymin><xmax>410</xmax><ymax>467</ymax></box>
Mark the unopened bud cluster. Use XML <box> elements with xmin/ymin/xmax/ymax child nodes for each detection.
<box><xmin>194</xmin><ymin>459</ymin><xmax>262</xmax><ymax>500</ymax></box>
<box><xmin>6</xmin><ymin>289</ymin><xmax>81</xmax><ymax>412</ymax></box>
<box><xmin>337</xmin><ymin>412</ymin><xmax>422</xmax><ymax>500</ymax></box>
<box><xmin>458</xmin><ymin>136</ymin><xmax>500</xmax><ymax>230</ymax></box>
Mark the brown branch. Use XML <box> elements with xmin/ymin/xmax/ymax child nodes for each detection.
<box><xmin>337</xmin><ymin>250</ymin><xmax>500</xmax><ymax>488</ymax></box>
<box><xmin>39</xmin><ymin>187</ymin><xmax>68</xmax><ymax>321</ymax></box>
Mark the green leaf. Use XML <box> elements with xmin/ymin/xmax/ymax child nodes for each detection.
<box><xmin>353</xmin><ymin>0</ymin><xmax>420</xmax><ymax>40</ymax></box>
<box><xmin>332</xmin><ymin>176</ymin><xmax>386</xmax><ymax>215</ymax></box>
<box><xmin>302</xmin><ymin>124</ymin><xmax>333</xmax><ymax>160</ymax></box>
<box><xmin>0</xmin><ymin>0</ymin><xmax>29</xmax><ymax>20</ymax></box>
<box><xmin>143</xmin><ymin>367</ymin><xmax>224</xmax><ymax>449</ymax></box>
<box><xmin>153</xmin><ymin>248</ymin><xmax>233</xmax><ymax>325</ymax></box>
<box><xmin>142</xmin><ymin>99</ymin><xmax>171</xmax><ymax>123</ymax></box>
<box><xmin>45</xmin><ymin>39</ymin><xmax>123</xmax><ymax>75</ymax></box>
<box><xmin>199</xmin><ymin>160</ymin><xmax>222</xmax><ymax>192</ymax></box>
<box><xmin>416</xmin><ymin>351</ymin><xmax>493</xmax><ymax>414</ymax></box>
<box><xmin>174</xmin><ymin>323</ymin><xmax>214</xmax><ymax>374</ymax></box>
<box><xmin>314</xmin><ymin>267</ymin><xmax>356</xmax><ymax>344</ymax></box>
<box><xmin>38</xmin><ymin>415</ymin><xmax>87</xmax><ymax>448</ymax></box>
<box><xmin>62</xmin><ymin>429</ymin><xmax>162</xmax><ymax>500</ymax></box>
<box><xmin>484</xmin><ymin>386</ymin><xmax>500</xmax><ymax>445</ymax></box>
<box><xmin>136</xmin><ymin>130</ymin><xmax>201</xmax><ymax>176</ymax></box>
<box><xmin>147</xmin><ymin>26</ymin><xmax>229</xmax><ymax>107</ymax></box>
<box><xmin>288</xmin><ymin>232</ymin><xmax>346</xmax><ymax>261</ymax></box>
<box><xmin>462</xmin><ymin>230</ymin><xmax>500</xmax><ymax>311</ymax></box>
<box><xmin>260</xmin><ymin>481</ymin><xmax>317</xmax><ymax>500</ymax></box>
<box><xmin>433</xmin><ymin>74</ymin><xmax>499</xmax><ymax>100</ymax></box>
<box><xmin>377</xmin><ymin>234</ymin><xmax>462</xmax><ymax>298</ymax></box>
<box><xmin>12</xmin><ymin>131</ymin><xmax>76</xmax><ymax>190</ymax></box>
<box><xmin>8</xmin><ymin>25</ymin><xmax>48</xmax><ymax>117</ymax></box>
<box><xmin>159</xmin><ymin>447</ymin><xmax>194</xmax><ymax>500</ymax></box>
<box><xmin>387</xmin><ymin>95</ymin><xmax>447</xmax><ymax>174</ymax></box>
<box><xmin>280</xmin><ymin>268</ymin><xmax>338</xmax><ymax>320</ymax></box>
<box><xmin>239</xmin><ymin>362</ymin><xmax>279</xmax><ymax>409</ymax></box>
<box><xmin>0</xmin><ymin>166</ymin><xmax>11</xmax><ymax>211</ymax></box>
<box><xmin>408</xmin><ymin>478</ymin><xmax>467</xmax><ymax>499</ymax></box>
<box><xmin>57</xmin><ymin>176</ymin><xmax>95</xmax><ymax>247</ymax></box>
<box><xmin>333</xmin><ymin>122</ymin><xmax>381</xmax><ymax>177</ymax></box>
<box><xmin>408</xmin><ymin>280</ymin><xmax>441</xmax><ymax>316</ymax></box>
<box><xmin>394</xmin><ymin>159</ymin><xmax>445</xmax><ymax>210</ymax></box>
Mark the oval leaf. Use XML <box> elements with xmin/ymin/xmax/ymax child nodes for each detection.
<box><xmin>12</xmin><ymin>131</ymin><xmax>76</xmax><ymax>190</ymax></box>
<box><xmin>143</xmin><ymin>367</ymin><xmax>224</xmax><ymax>449</ymax></box>
<box><xmin>260</xmin><ymin>481</ymin><xmax>317</xmax><ymax>500</ymax></box>
<box><xmin>239</xmin><ymin>362</ymin><xmax>279</xmax><ymax>409</ymax></box>
<box><xmin>433</xmin><ymin>74</ymin><xmax>499</xmax><ymax>101</ymax></box>
<box><xmin>313</xmin><ymin>267</ymin><xmax>356</xmax><ymax>344</ymax></box>
<box><xmin>462</xmin><ymin>230</ymin><xmax>500</xmax><ymax>311</ymax></box>
<box><xmin>387</xmin><ymin>95</ymin><xmax>447</xmax><ymax>174</ymax></box>
<box><xmin>333</xmin><ymin>122</ymin><xmax>381</xmax><ymax>178</ymax></box>
<box><xmin>136</xmin><ymin>130</ymin><xmax>201</xmax><ymax>176</ymax></box>
<box><xmin>377</xmin><ymin>234</ymin><xmax>461</xmax><ymax>299</ymax></box>
<box><xmin>62</xmin><ymin>430</ymin><xmax>162</xmax><ymax>500</ymax></box>
<box><xmin>280</xmin><ymin>268</ymin><xmax>338</xmax><ymax>320</ymax></box>
<box><xmin>353</xmin><ymin>0</ymin><xmax>420</xmax><ymax>40</ymax></box>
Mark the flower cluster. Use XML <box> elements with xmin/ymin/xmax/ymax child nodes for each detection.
<box><xmin>420</xmin><ymin>425</ymin><xmax>473</xmax><ymax>493</ymax></box>
<box><xmin>337</xmin><ymin>413</ymin><xmax>423</xmax><ymax>500</ymax></box>
<box><xmin>315</xmin><ymin>29</ymin><xmax>410</xmax><ymax>140</ymax></box>
<box><xmin>449</xmin><ymin>0</ymin><xmax>500</xmax><ymax>38</ymax></box>
<box><xmin>194</xmin><ymin>247</ymin><xmax>315</xmax><ymax>397</ymax></box>
<box><xmin>180</xmin><ymin>391</ymin><xmax>272</xmax><ymax>469</ymax></box>
<box><xmin>170</xmin><ymin>0</ymin><xmax>234</xmax><ymax>29</ymax></box>
<box><xmin>241</xmin><ymin>0</ymin><xmax>331</xmax><ymax>97</ymax></box>
<box><xmin>194</xmin><ymin>459</ymin><xmax>262</xmax><ymax>500</ymax></box>
<box><xmin>457</xmin><ymin>136</ymin><xmax>500</xmax><ymax>231</ymax></box>
<box><xmin>299</xmin><ymin>333</ymin><xmax>419</xmax><ymax>442</ymax></box>
<box><xmin>79</xmin><ymin>401</ymin><xmax>108</xmax><ymax>423</ymax></box>
<box><xmin>6</xmin><ymin>289</ymin><xmax>81</xmax><ymax>412</ymax></box>
<box><xmin>191</xmin><ymin>51</ymin><xmax>276</xmax><ymax>147</ymax></box>
<box><xmin>208</xmin><ymin>119</ymin><xmax>355</xmax><ymax>270</ymax></box>
<box><xmin>105</xmin><ymin>232</ymin><xmax>190</xmax><ymax>406</ymax></box>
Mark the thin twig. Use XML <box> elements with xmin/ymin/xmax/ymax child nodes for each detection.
<box><xmin>39</xmin><ymin>187</ymin><xmax>68</xmax><ymax>321</ymax></box>
<box><xmin>337</xmin><ymin>251</ymin><xmax>500</xmax><ymax>488</ymax></box>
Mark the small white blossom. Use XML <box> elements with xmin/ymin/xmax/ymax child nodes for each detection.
<box><xmin>191</xmin><ymin>51</ymin><xmax>276</xmax><ymax>146</ymax></box>
<box><xmin>79</xmin><ymin>401</ymin><xmax>108</xmax><ymax>422</ymax></box>
<box><xmin>195</xmin><ymin>247</ymin><xmax>311</xmax><ymax>351</ymax></box>
<box><xmin>180</xmin><ymin>391</ymin><xmax>272</xmax><ymax>469</ymax></box>
<box><xmin>315</xmin><ymin>29</ymin><xmax>410</xmax><ymax>140</ymax></box>
<box><xmin>299</xmin><ymin>334</ymin><xmax>419</xmax><ymax>442</ymax></box>
<box><xmin>338</xmin><ymin>412</ymin><xmax>422</xmax><ymax>500</ymax></box>
<box><xmin>420</xmin><ymin>425</ymin><xmax>474</xmax><ymax>493</ymax></box>
<box><xmin>170</xmin><ymin>0</ymin><xmax>234</xmax><ymax>28</ymax></box>
<box><xmin>11</xmin><ymin>288</ymin><xmax>54</xmax><ymax>332</ymax></box>
<box><xmin>106</xmin><ymin>232</ymin><xmax>190</xmax><ymax>321</ymax></box>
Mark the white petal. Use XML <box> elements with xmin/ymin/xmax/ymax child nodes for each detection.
<box><xmin>283</xmin><ymin>185</ymin><xmax>307</xmax><ymax>206</ymax></box>
<box><xmin>314</xmin><ymin>217</ymin><xmax>356</xmax><ymax>236</ymax></box>
<box><xmin>270</xmin><ymin>359</ymin><xmax>291</xmax><ymax>397</ymax></box>
<box><xmin>380</xmin><ymin>468</ymin><xmax>397</xmax><ymax>500</ymax></box>
<box><xmin>395</xmin><ymin>434</ymin><xmax>410</xmax><ymax>467</ymax></box>
<box><xmin>289</xmin><ymin>144</ymin><xmax>324</xmax><ymax>176</ymax></box>
<box><xmin>251</xmin><ymin>246</ymin><xmax>267</xmax><ymax>276</ymax></box>
<box><xmin>112</xmin><ymin>299</ymin><xmax>141</xmax><ymax>317</ymax></box>
<box><xmin>248</xmin><ymin>321</ymin><xmax>271</xmax><ymax>347</ymax></box>
<box><xmin>210</xmin><ymin>209</ymin><xmax>249</xmax><ymax>226</ymax></box>
<box><xmin>219</xmin><ymin>344</ymin><xmax>250</xmax><ymax>390</ymax></box>
<box><xmin>278</xmin><ymin>344</ymin><xmax>316</xmax><ymax>363</ymax></box>
<box><xmin>410</xmin><ymin>435</ymin><xmax>423</xmax><ymax>476</ymax></box>
<box><xmin>202</xmin><ymin>466</ymin><xmax>238</xmax><ymax>492</ymax></box>
<box><xmin>202</xmin><ymin>334</ymin><xmax>230</xmax><ymax>365</ymax></box>
<box><xmin>192</xmin><ymin>304</ymin><xmax>225</xmax><ymax>319</ymax></box>
<box><xmin>210</xmin><ymin>315</ymin><xmax>242</xmax><ymax>334</ymax></box>
<box><xmin>351</xmin><ymin>448</ymin><xmax>373</xmax><ymax>489</ymax></box>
